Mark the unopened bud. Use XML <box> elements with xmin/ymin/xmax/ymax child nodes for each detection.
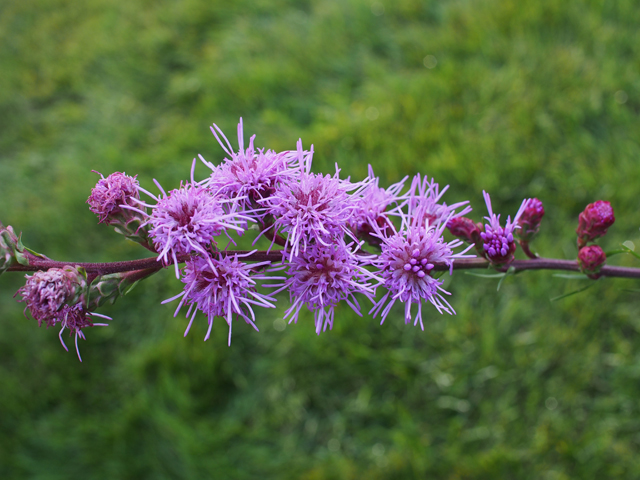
<box><xmin>18</xmin><ymin>266</ymin><xmax>88</xmax><ymax>327</ymax></box>
<box><xmin>87</xmin><ymin>171</ymin><xmax>151</xmax><ymax>247</ymax></box>
<box><xmin>577</xmin><ymin>200</ymin><xmax>614</xmax><ymax>248</ymax></box>
<box><xmin>578</xmin><ymin>245</ymin><xmax>606</xmax><ymax>279</ymax></box>
<box><xmin>447</xmin><ymin>217</ymin><xmax>482</xmax><ymax>245</ymax></box>
<box><xmin>515</xmin><ymin>198</ymin><xmax>544</xmax><ymax>242</ymax></box>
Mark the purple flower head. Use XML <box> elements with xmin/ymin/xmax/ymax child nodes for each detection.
<box><xmin>578</xmin><ymin>245</ymin><xmax>606</xmax><ymax>279</ymax></box>
<box><xmin>515</xmin><ymin>198</ymin><xmax>545</xmax><ymax>242</ymax></box>
<box><xmin>480</xmin><ymin>191</ymin><xmax>529</xmax><ymax>266</ymax></box>
<box><xmin>57</xmin><ymin>303</ymin><xmax>111</xmax><ymax>362</ymax></box>
<box><xmin>140</xmin><ymin>182</ymin><xmax>251</xmax><ymax>277</ymax></box>
<box><xmin>350</xmin><ymin>165</ymin><xmax>407</xmax><ymax>246</ymax></box>
<box><xmin>18</xmin><ymin>266</ymin><xmax>87</xmax><ymax>327</ymax></box>
<box><xmin>164</xmin><ymin>252</ymin><xmax>280</xmax><ymax>345</ymax></box>
<box><xmin>270</xmin><ymin>241</ymin><xmax>381</xmax><ymax>335</ymax></box>
<box><xmin>577</xmin><ymin>200</ymin><xmax>615</xmax><ymax>248</ymax></box>
<box><xmin>406</xmin><ymin>174</ymin><xmax>472</xmax><ymax>228</ymax></box>
<box><xmin>262</xmin><ymin>162</ymin><xmax>370</xmax><ymax>257</ymax></box>
<box><xmin>371</xmin><ymin>215</ymin><xmax>474</xmax><ymax>329</ymax></box>
<box><xmin>87</xmin><ymin>171</ymin><xmax>141</xmax><ymax>223</ymax></box>
<box><xmin>202</xmin><ymin>119</ymin><xmax>306</xmax><ymax>222</ymax></box>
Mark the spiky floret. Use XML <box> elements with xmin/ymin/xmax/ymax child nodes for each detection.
<box><xmin>370</xmin><ymin>214</ymin><xmax>473</xmax><ymax>330</ymax></box>
<box><xmin>56</xmin><ymin>304</ymin><xmax>111</xmax><ymax>362</ymax></box>
<box><xmin>201</xmin><ymin>119</ymin><xmax>306</xmax><ymax>222</ymax></box>
<box><xmin>164</xmin><ymin>253</ymin><xmax>280</xmax><ymax>345</ymax></box>
<box><xmin>261</xmin><ymin>162</ymin><xmax>370</xmax><ymax>257</ymax></box>
<box><xmin>268</xmin><ymin>241</ymin><xmax>381</xmax><ymax>335</ymax></box>
<box><xmin>350</xmin><ymin>165</ymin><xmax>408</xmax><ymax>246</ymax></box>
<box><xmin>480</xmin><ymin>191</ymin><xmax>529</xmax><ymax>265</ymax></box>
<box><xmin>87</xmin><ymin>171</ymin><xmax>140</xmax><ymax>223</ymax></box>
<box><xmin>134</xmin><ymin>181</ymin><xmax>251</xmax><ymax>277</ymax></box>
<box><xmin>405</xmin><ymin>174</ymin><xmax>472</xmax><ymax>228</ymax></box>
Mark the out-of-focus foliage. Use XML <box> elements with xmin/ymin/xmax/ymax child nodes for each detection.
<box><xmin>1</xmin><ymin>0</ymin><xmax>640</xmax><ymax>478</ymax></box>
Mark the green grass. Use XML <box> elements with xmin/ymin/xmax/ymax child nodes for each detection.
<box><xmin>1</xmin><ymin>0</ymin><xmax>640</xmax><ymax>478</ymax></box>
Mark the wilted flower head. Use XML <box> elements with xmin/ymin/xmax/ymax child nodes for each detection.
<box><xmin>203</xmin><ymin>119</ymin><xmax>305</xmax><ymax>221</ymax></box>
<box><xmin>18</xmin><ymin>267</ymin><xmax>87</xmax><ymax>327</ymax></box>
<box><xmin>515</xmin><ymin>198</ymin><xmax>545</xmax><ymax>242</ymax></box>
<box><xmin>406</xmin><ymin>174</ymin><xmax>472</xmax><ymax>228</ymax></box>
<box><xmin>141</xmin><ymin>182</ymin><xmax>251</xmax><ymax>277</ymax></box>
<box><xmin>350</xmin><ymin>165</ymin><xmax>407</xmax><ymax>246</ymax></box>
<box><xmin>165</xmin><ymin>253</ymin><xmax>279</xmax><ymax>345</ymax></box>
<box><xmin>56</xmin><ymin>303</ymin><xmax>111</xmax><ymax>362</ymax></box>
<box><xmin>578</xmin><ymin>245</ymin><xmax>606</xmax><ymax>279</ymax></box>
<box><xmin>262</xmin><ymin>163</ymin><xmax>369</xmax><ymax>257</ymax></box>
<box><xmin>577</xmin><ymin>200</ymin><xmax>615</xmax><ymax>248</ymax></box>
<box><xmin>480</xmin><ymin>191</ymin><xmax>529</xmax><ymax>266</ymax></box>
<box><xmin>270</xmin><ymin>241</ymin><xmax>380</xmax><ymax>335</ymax></box>
<box><xmin>371</xmin><ymin>215</ymin><xmax>473</xmax><ymax>329</ymax></box>
<box><xmin>87</xmin><ymin>171</ymin><xmax>140</xmax><ymax>223</ymax></box>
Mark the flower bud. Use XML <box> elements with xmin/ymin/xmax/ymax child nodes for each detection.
<box><xmin>87</xmin><ymin>171</ymin><xmax>151</xmax><ymax>247</ymax></box>
<box><xmin>515</xmin><ymin>198</ymin><xmax>544</xmax><ymax>242</ymax></box>
<box><xmin>1</xmin><ymin>223</ymin><xmax>23</xmax><ymax>274</ymax></box>
<box><xmin>18</xmin><ymin>266</ymin><xmax>88</xmax><ymax>327</ymax></box>
<box><xmin>577</xmin><ymin>200</ymin><xmax>614</xmax><ymax>248</ymax></box>
<box><xmin>577</xmin><ymin>245</ymin><xmax>606</xmax><ymax>279</ymax></box>
<box><xmin>447</xmin><ymin>217</ymin><xmax>482</xmax><ymax>245</ymax></box>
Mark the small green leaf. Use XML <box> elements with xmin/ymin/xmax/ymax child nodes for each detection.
<box><xmin>496</xmin><ymin>266</ymin><xmax>516</xmax><ymax>292</ymax></box>
<box><xmin>623</xmin><ymin>240</ymin><xmax>635</xmax><ymax>251</ymax></box>
<box><xmin>465</xmin><ymin>271</ymin><xmax>506</xmax><ymax>279</ymax></box>
<box><xmin>550</xmin><ymin>282</ymin><xmax>596</xmax><ymax>302</ymax></box>
<box><xmin>552</xmin><ymin>273</ymin><xmax>589</xmax><ymax>280</ymax></box>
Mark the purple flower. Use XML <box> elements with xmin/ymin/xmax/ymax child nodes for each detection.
<box><xmin>202</xmin><ymin>119</ymin><xmax>305</xmax><ymax>222</ymax></box>
<box><xmin>577</xmin><ymin>200</ymin><xmax>615</xmax><ymax>248</ymax></box>
<box><xmin>87</xmin><ymin>171</ymin><xmax>141</xmax><ymax>223</ymax></box>
<box><xmin>139</xmin><ymin>182</ymin><xmax>251</xmax><ymax>277</ymax></box>
<box><xmin>371</xmin><ymin>215</ymin><xmax>473</xmax><ymax>329</ymax></box>
<box><xmin>350</xmin><ymin>165</ymin><xmax>407</xmax><ymax>246</ymax></box>
<box><xmin>18</xmin><ymin>267</ymin><xmax>87</xmax><ymax>327</ymax></box>
<box><xmin>480</xmin><ymin>191</ymin><xmax>529</xmax><ymax>266</ymax></box>
<box><xmin>262</xmin><ymin>163</ymin><xmax>369</xmax><ymax>257</ymax></box>
<box><xmin>164</xmin><ymin>252</ymin><xmax>279</xmax><ymax>345</ymax></box>
<box><xmin>406</xmin><ymin>174</ymin><xmax>472</xmax><ymax>228</ymax></box>
<box><xmin>578</xmin><ymin>245</ymin><xmax>606</xmax><ymax>279</ymax></box>
<box><xmin>515</xmin><ymin>198</ymin><xmax>545</xmax><ymax>242</ymax></box>
<box><xmin>57</xmin><ymin>304</ymin><xmax>111</xmax><ymax>362</ymax></box>
<box><xmin>269</xmin><ymin>241</ymin><xmax>381</xmax><ymax>335</ymax></box>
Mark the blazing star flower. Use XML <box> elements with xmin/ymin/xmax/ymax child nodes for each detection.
<box><xmin>18</xmin><ymin>267</ymin><xmax>87</xmax><ymax>326</ymax></box>
<box><xmin>370</xmin><ymin>214</ymin><xmax>473</xmax><ymax>329</ymax></box>
<box><xmin>87</xmin><ymin>171</ymin><xmax>140</xmax><ymax>223</ymax></box>
<box><xmin>262</xmin><ymin>162</ymin><xmax>370</xmax><ymax>257</ymax></box>
<box><xmin>269</xmin><ymin>241</ymin><xmax>381</xmax><ymax>335</ymax></box>
<box><xmin>135</xmin><ymin>182</ymin><xmax>251</xmax><ymax>277</ymax></box>
<box><xmin>480</xmin><ymin>191</ymin><xmax>529</xmax><ymax>266</ymax></box>
<box><xmin>201</xmin><ymin>119</ymin><xmax>305</xmax><ymax>222</ymax></box>
<box><xmin>57</xmin><ymin>303</ymin><xmax>111</xmax><ymax>362</ymax></box>
<box><xmin>350</xmin><ymin>165</ymin><xmax>407</xmax><ymax>246</ymax></box>
<box><xmin>578</xmin><ymin>245</ymin><xmax>607</xmax><ymax>279</ymax></box>
<box><xmin>163</xmin><ymin>252</ymin><xmax>280</xmax><ymax>345</ymax></box>
<box><xmin>405</xmin><ymin>174</ymin><xmax>472</xmax><ymax>228</ymax></box>
<box><xmin>577</xmin><ymin>200</ymin><xmax>615</xmax><ymax>248</ymax></box>
<box><xmin>515</xmin><ymin>198</ymin><xmax>545</xmax><ymax>243</ymax></box>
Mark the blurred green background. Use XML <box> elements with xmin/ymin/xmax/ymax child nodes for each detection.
<box><xmin>1</xmin><ymin>0</ymin><xmax>640</xmax><ymax>478</ymax></box>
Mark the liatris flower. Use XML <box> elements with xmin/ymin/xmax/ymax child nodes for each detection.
<box><xmin>137</xmin><ymin>182</ymin><xmax>251</xmax><ymax>277</ymax></box>
<box><xmin>515</xmin><ymin>198</ymin><xmax>545</xmax><ymax>242</ymax></box>
<box><xmin>370</xmin><ymin>214</ymin><xmax>474</xmax><ymax>329</ymax></box>
<box><xmin>269</xmin><ymin>241</ymin><xmax>381</xmax><ymax>335</ymax></box>
<box><xmin>164</xmin><ymin>252</ymin><xmax>279</xmax><ymax>345</ymax></box>
<box><xmin>578</xmin><ymin>245</ymin><xmax>606</xmax><ymax>279</ymax></box>
<box><xmin>57</xmin><ymin>303</ymin><xmax>111</xmax><ymax>362</ymax></box>
<box><xmin>480</xmin><ymin>191</ymin><xmax>529</xmax><ymax>266</ymax></box>
<box><xmin>262</xmin><ymin>163</ymin><xmax>369</xmax><ymax>257</ymax></box>
<box><xmin>447</xmin><ymin>217</ymin><xmax>482</xmax><ymax>246</ymax></box>
<box><xmin>18</xmin><ymin>266</ymin><xmax>87</xmax><ymax>327</ymax></box>
<box><xmin>350</xmin><ymin>165</ymin><xmax>407</xmax><ymax>246</ymax></box>
<box><xmin>87</xmin><ymin>171</ymin><xmax>140</xmax><ymax>223</ymax></box>
<box><xmin>577</xmin><ymin>200</ymin><xmax>615</xmax><ymax>248</ymax></box>
<box><xmin>202</xmin><ymin>119</ymin><xmax>305</xmax><ymax>223</ymax></box>
<box><xmin>405</xmin><ymin>174</ymin><xmax>472</xmax><ymax>228</ymax></box>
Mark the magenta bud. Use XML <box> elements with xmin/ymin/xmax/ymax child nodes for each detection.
<box><xmin>447</xmin><ymin>217</ymin><xmax>482</xmax><ymax>244</ymax></box>
<box><xmin>577</xmin><ymin>200</ymin><xmax>615</xmax><ymax>248</ymax></box>
<box><xmin>578</xmin><ymin>245</ymin><xmax>606</xmax><ymax>279</ymax></box>
<box><xmin>515</xmin><ymin>198</ymin><xmax>545</xmax><ymax>242</ymax></box>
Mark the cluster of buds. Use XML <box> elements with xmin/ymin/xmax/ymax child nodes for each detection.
<box><xmin>575</xmin><ymin>200</ymin><xmax>615</xmax><ymax>278</ymax></box>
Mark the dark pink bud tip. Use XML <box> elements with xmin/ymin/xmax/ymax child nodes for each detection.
<box><xmin>578</xmin><ymin>245</ymin><xmax>606</xmax><ymax>279</ymax></box>
<box><xmin>447</xmin><ymin>217</ymin><xmax>481</xmax><ymax>244</ymax></box>
<box><xmin>577</xmin><ymin>200</ymin><xmax>615</xmax><ymax>248</ymax></box>
<box><xmin>516</xmin><ymin>198</ymin><xmax>544</xmax><ymax>242</ymax></box>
